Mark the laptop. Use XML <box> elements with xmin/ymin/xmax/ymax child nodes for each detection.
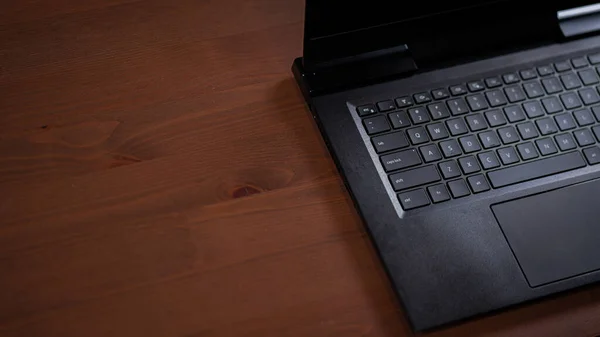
<box><xmin>292</xmin><ymin>0</ymin><xmax>600</xmax><ymax>331</ymax></box>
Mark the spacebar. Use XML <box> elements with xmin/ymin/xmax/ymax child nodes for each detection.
<box><xmin>488</xmin><ymin>151</ymin><xmax>586</xmax><ymax>188</ymax></box>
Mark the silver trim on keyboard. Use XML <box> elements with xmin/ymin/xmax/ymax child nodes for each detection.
<box><xmin>347</xmin><ymin>102</ymin><xmax>407</xmax><ymax>219</ymax></box>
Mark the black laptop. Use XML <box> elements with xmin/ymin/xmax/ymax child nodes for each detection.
<box><xmin>292</xmin><ymin>0</ymin><xmax>600</xmax><ymax>331</ymax></box>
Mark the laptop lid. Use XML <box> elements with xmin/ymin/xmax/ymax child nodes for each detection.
<box><xmin>302</xmin><ymin>0</ymin><xmax>597</xmax><ymax>71</ymax></box>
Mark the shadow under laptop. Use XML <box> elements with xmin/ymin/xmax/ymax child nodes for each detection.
<box><xmin>277</xmin><ymin>78</ymin><xmax>600</xmax><ymax>337</ymax></box>
<box><xmin>425</xmin><ymin>285</ymin><xmax>600</xmax><ymax>337</ymax></box>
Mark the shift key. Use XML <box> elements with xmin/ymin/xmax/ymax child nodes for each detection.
<box><xmin>380</xmin><ymin>149</ymin><xmax>421</xmax><ymax>172</ymax></box>
<box><xmin>389</xmin><ymin>165</ymin><xmax>441</xmax><ymax>191</ymax></box>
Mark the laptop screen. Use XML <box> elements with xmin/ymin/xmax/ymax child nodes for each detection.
<box><xmin>306</xmin><ymin>1</ymin><xmax>503</xmax><ymax>40</ymax></box>
<box><xmin>303</xmin><ymin>0</ymin><xmax>594</xmax><ymax>66</ymax></box>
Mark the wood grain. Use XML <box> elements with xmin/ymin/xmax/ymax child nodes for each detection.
<box><xmin>1</xmin><ymin>1</ymin><xmax>600</xmax><ymax>336</ymax></box>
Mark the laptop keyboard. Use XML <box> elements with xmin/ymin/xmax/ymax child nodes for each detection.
<box><xmin>356</xmin><ymin>52</ymin><xmax>600</xmax><ymax>211</ymax></box>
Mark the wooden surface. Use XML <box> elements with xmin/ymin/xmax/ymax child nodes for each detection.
<box><xmin>1</xmin><ymin>1</ymin><xmax>600</xmax><ymax>336</ymax></box>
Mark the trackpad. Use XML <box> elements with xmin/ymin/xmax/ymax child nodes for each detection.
<box><xmin>492</xmin><ymin>179</ymin><xmax>600</xmax><ymax>287</ymax></box>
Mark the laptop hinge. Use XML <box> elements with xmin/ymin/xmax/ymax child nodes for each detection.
<box><xmin>292</xmin><ymin>45</ymin><xmax>418</xmax><ymax>99</ymax></box>
<box><xmin>407</xmin><ymin>10</ymin><xmax>565</xmax><ymax>70</ymax></box>
<box><xmin>559</xmin><ymin>4</ymin><xmax>600</xmax><ymax>38</ymax></box>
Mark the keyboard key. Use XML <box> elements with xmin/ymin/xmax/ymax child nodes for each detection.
<box><xmin>377</xmin><ymin>100</ymin><xmax>396</xmax><ymax>112</ymax></box>
<box><xmin>388</xmin><ymin>111</ymin><xmax>411</xmax><ymax>128</ymax></box>
<box><xmin>427</xmin><ymin>103</ymin><xmax>450</xmax><ymax>120</ymax></box>
<box><xmin>398</xmin><ymin>189</ymin><xmax>430</xmax><ymax>210</ymax></box>
<box><xmin>446</xmin><ymin>118</ymin><xmax>469</xmax><ymax>136</ymax></box>
<box><xmin>504</xmin><ymin>105</ymin><xmax>526</xmax><ymax>123</ymax></box>
<box><xmin>593</xmin><ymin>106</ymin><xmax>600</xmax><ymax>122</ymax></box>
<box><xmin>505</xmin><ymin>85</ymin><xmax>527</xmax><ymax>102</ymax></box>
<box><xmin>522</xmin><ymin>101</ymin><xmax>544</xmax><ymax>119</ymax></box>
<box><xmin>560</xmin><ymin>73</ymin><xmax>582</xmax><ymax>89</ymax></box>
<box><xmin>555</xmin><ymin>133</ymin><xmax>577</xmax><ymax>151</ymax></box>
<box><xmin>594</xmin><ymin>125</ymin><xmax>600</xmax><ymax>141</ymax></box>
<box><xmin>427</xmin><ymin>184</ymin><xmax>451</xmax><ymax>203</ymax></box>
<box><xmin>358</xmin><ymin>56</ymin><xmax>600</xmax><ymax>210</ymax></box>
<box><xmin>574</xmin><ymin>128</ymin><xmax>595</xmax><ymax>146</ymax></box>
<box><xmin>487</xmin><ymin>151</ymin><xmax>586</xmax><ymax>188</ymax></box>
<box><xmin>467</xmin><ymin>80</ymin><xmax>485</xmax><ymax>92</ymax></box>
<box><xmin>439</xmin><ymin>139</ymin><xmax>462</xmax><ymax>158</ymax></box>
<box><xmin>372</xmin><ymin>132</ymin><xmax>409</xmax><ymax>153</ymax></box>
<box><xmin>583</xmin><ymin>146</ymin><xmax>600</xmax><ymax>164</ymax></box>
<box><xmin>572</xmin><ymin>57</ymin><xmax>588</xmax><ymax>68</ymax></box>
<box><xmin>498</xmin><ymin>126</ymin><xmax>520</xmax><ymax>144</ymax></box>
<box><xmin>396</xmin><ymin>96</ymin><xmax>413</xmax><ymax>108</ymax></box>
<box><xmin>467</xmin><ymin>174</ymin><xmax>491</xmax><ymax>193</ymax></box>
<box><xmin>357</xmin><ymin>104</ymin><xmax>376</xmax><ymax>116</ymax></box>
<box><xmin>478</xmin><ymin>130</ymin><xmax>501</xmax><ymax>149</ymax></box>
<box><xmin>439</xmin><ymin>160</ymin><xmax>461</xmax><ymax>179</ymax></box>
<box><xmin>523</xmin><ymin>81</ymin><xmax>545</xmax><ymax>98</ymax></box>
<box><xmin>414</xmin><ymin>92</ymin><xmax>432</xmax><ymax>104</ymax></box>
<box><xmin>574</xmin><ymin>108</ymin><xmax>595</xmax><ymax>126</ymax></box>
<box><xmin>578</xmin><ymin>69</ymin><xmax>600</xmax><ymax>85</ymax></box>
<box><xmin>426</xmin><ymin>123</ymin><xmax>449</xmax><ymax>140</ymax></box>
<box><xmin>589</xmin><ymin>53</ymin><xmax>600</xmax><ymax>65</ymax></box>
<box><xmin>465</xmin><ymin>113</ymin><xmax>488</xmax><ymax>131</ymax></box>
<box><xmin>447</xmin><ymin>98</ymin><xmax>469</xmax><ymax>115</ymax></box>
<box><xmin>554</xmin><ymin>61</ymin><xmax>571</xmax><ymax>72</ymax></box>
<box><xmin>541</xmin><ymin>96</ymin><xmax>563</xmax><ymax>114</ymax></box>
<box><xmin>459</xmin><ymin>156</ymin><xmax>481</xmax><ymax>174</ymax></box>
<box><xmin>390</xmin><ymin>165</ymin><xmax>440</xmax><ymax>191</ymax></box>
<box><xmin>364</xmin><ymin>116</ymin><xmax>390</xmax><ymax>135</ymax></box>
<box><xmin>497</xmin><ymin>147</ymin><xmax>520</xmax><ymax>165</ymax></box>
<box><xmin>560</xmin><ymin>92</ymin><xmax>583</xmax><ymax>109</ymax></box>
<box><xmin>485</xmin><ymin>77</ymin><xmax>502</xmax><ymax>88</ymax></box>
<box><xmin>459</xmin><ymin>135</ymin><xmax>481</xmax><ymax>153</ymax></box>
<box><xmin>555</xmin><ymin>113</ymin><xmax>577</xmax><ymax>131</ymax></box>
<box><xmin>408</xmin><ymin>107</ymin><xmax>430</xmax><ymax>124</ymax></box>
<box><xmin>420</xmin><ymin>144</ymin><xmax>443</xmax><ymax>163</ymax></box>
<box><xmin>517</xmin><ymin>142</ymin><xmax>539</xmax><ymax>160</ymax></box>
<box><xmin>478</xmin><ymin>151</ymin><xmax>501</xmax><ymax>169</ymax></box>
<box><xmin>406</xmin><ymin>126</ymin><xmax>429</xmax><ymax>145</ymax></box>
<box><xmin>535</xmin><ymin>117</ymin><xmax>558</xmax><ymax>135</ymax></box>
<box><xmin>536</xmin><ymin>138</ymin><xmax>558</xmax><ymax>156</ymax></box>
<box><xmin>448</xmin><ymin>179</ymin><xmax>470</xmax><ymax>198</ymax></box>
<box><xmin>520</xmin><ymin>69</ymin><xmax>537</xmax><ymax>80</ymax></box>
<box><xmin>537</xmin><ymin>65</ymin><xmax>555</xmax><ymax>76</ymax></box>
<box><xmin>541</xmin><ymin>77</ymin><xmax>563</xmax><ymax>94</ymax></box>
<box><xmin>517</xmin><ymin>121</ymin><xmax>539</xmax><ymax>139</ymax></box>
<box><xmin>381</xmin><ymin>149</ymin><xmax>422</xmax><ymax>172</ymax></box>
<box><xmin>579</xmin><ymin>88</ymin><xmax>600</xmax><ymax>105</ymax></box>
<box><xmin>485</xmin><ymin>109</ymin><xmax>507</xmax><ymax>127</ymax></box>
<box><xmin>466</xmin><ymin>94</ymin><xmax>488</xmax><ymax>111</ymax></box>
<box><xmin>503</xmin><ymin>73</ymin><xmax>519</xmax><ymax>84</ymax></box>
<box><xmin>432</xmin><ymin>88</ymin><xmax>450</xmax><ymax>100</ymax></box>
<box><xmin>450</xmin><ymin>84</ymin><xmax>468</xmax><ymax>96</ymax></box>
<box><xmin>485</xmin><ymin>90</ymin><xmax>508</xmax><ymax>107</ymax></box>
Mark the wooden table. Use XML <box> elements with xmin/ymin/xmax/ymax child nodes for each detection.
<box><xmin>2</xmin><ymin>1</ymin><xmax>600</xmax><ymax>336</ymax></box>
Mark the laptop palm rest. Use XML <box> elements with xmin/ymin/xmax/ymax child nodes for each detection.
<box><xmin>491</xmin><ymin>178</ymin><xmax>600</xmax><ymax>287</ymax></box>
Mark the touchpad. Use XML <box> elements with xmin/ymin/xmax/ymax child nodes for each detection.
<box><xmin>492</xmin><ymin>178</ymin><xmax>600</xmax><ymax>287</ymax></box>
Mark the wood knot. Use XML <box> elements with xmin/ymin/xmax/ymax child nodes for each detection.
<box><xmin>109</xmin><ymin>154</ymin><xmax>143</xmax><ymax>168</ymax></box>
<box><xmin>231</xmin><ymin>185</ymin><xmax>262</xmax><ymax>199</ymax></box>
